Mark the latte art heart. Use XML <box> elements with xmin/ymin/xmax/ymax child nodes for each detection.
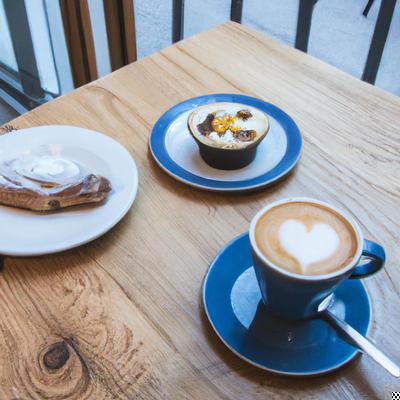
<box><xmin>255</xmin><ymin>201</ymin><xmax>358</xmax><ymax>276</ymax></box>
<box><xmin>278</xmin><ymin>220</ymin><xmax>340</xmax><ymax>273</ymax></box>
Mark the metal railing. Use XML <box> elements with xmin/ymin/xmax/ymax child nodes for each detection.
<box><xmin>362</xmin><ymin>0</ymin><xmax>396</xmax><ymax>83</ymax></box>
<box><xmin>172</xmin><ymin>0</ymin><xmax>397</xmax><ymax>85</ymax></box>
<box><xmin>0</xmin><ymin>0</ymin><xmax>397</xmax><ymax>114</ymax></box>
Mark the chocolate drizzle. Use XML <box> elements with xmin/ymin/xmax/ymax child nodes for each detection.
<box><xmin>233</xmin><ymin>130</ymin><xmax>257</xmax><ymax>142</ymax></box>
<box><xmin>236</xmin><ymin>109</ymin><xmax>252</xmax><ymax>121</ymax></box>
<box><xmin>196</xmin><ymin>113</ymin><xmax>214</xmax><ymax>136</ymax></box>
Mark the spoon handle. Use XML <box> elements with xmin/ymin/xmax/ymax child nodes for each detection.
<box><xmin>325</xmin><ymin>310</ymin><xmax>400</xmax><ymax>377</ymax></box>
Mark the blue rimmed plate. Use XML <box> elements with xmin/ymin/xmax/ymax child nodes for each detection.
<box><xmin>203</xmin><ymin>233</ymin><xmax>372</xmax><ymax>376</ymax></box>
<box><xmin>149</xmin><ymin>94</ymin><xmax>302</xmax><ymax>192</ymax></box>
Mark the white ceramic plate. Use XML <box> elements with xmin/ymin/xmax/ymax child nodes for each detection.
<box><xmin>0</xmin><ymin>125</ymin><xmax>138</xmax><ymax>256</ymax></box>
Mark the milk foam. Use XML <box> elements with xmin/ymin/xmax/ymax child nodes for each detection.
<box><xmin>278</xmin><ymin>219</ymin><xmax>340</xmax><ymax>274</ymax></box>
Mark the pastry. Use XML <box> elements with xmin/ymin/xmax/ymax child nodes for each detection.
<box><xmin>0</xmin><ymin>154</ymin><xmax>111</xmax><ymax>211</ymax></box>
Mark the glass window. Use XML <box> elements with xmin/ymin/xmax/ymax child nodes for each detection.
<box><xmin>0</xmin><ymin>0</ymin><xmax>18</xmax><ymax>71</ymax></box>
<box><xmin>25</xmin><ymin>0</ymin><xmax>59</xmax><ymax>95</ymax></box>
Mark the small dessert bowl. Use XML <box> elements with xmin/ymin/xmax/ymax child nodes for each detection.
<box><xmin>187</xmin><ymin>102</ymin><xmax>270</xmax><ymax>170</ymax></box>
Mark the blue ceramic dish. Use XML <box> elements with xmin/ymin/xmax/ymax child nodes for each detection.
<box><xmin>203</xmin><ymin>233</ymin><xmax>371</xmax><ymax>376</ymax></box>
<box><xmin>149</xmin><ymin>94</ymin><xmax>302</xmax><ymax>192</ymax></box>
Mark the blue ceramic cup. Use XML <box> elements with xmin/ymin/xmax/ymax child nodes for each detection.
<box><xmin>249</xmin><ymin>198</ymin><xmax>385</xmax><ymax>320</ymax></box>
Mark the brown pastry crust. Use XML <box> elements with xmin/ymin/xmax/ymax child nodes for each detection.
<box><xmin>0</xmin><ymin>174</ymin><xmax>112</xmax><ymax>211</ymax></box>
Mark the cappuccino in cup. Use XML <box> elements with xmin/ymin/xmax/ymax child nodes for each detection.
<box><xmin>250</xmin><ymin>198</ymin><xmax>384</xmax><ymax>320</ymax></box>
<box><xmin>254</xmin><ymin>201</ymin><xmax>358</xmax><ymax>276</ymax></box>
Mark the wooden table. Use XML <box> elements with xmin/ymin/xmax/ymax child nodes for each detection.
<box><xmin>1</xmin><ymin>22</ymin><xmax>399</xmax><ymax>399</ymax></box>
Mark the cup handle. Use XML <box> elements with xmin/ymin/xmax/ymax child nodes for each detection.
<box><xmin>350</xmin><ymin>239</ymin><xmax>385</xmax><ymax>278</ymax></box>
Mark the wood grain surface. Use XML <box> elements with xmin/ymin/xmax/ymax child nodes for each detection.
<box><xmin>1</xmin><ymin>22</ymin><xmax>399</xmax><ymax>399</ymax></box>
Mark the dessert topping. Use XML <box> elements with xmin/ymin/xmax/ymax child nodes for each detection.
<box><xmin>233</xmin><ymin>129</ymin><xmax>257</xmax><ymax>142</ymax></box>
<box><xmin>196</xmin><ymin>113</ymin><xmax>214</xmax><ymax>135</ymax></box>
<box><xmin>196</xmin><ymin>110</ymin><xmax>258</xmax><ymax>143</ymax></box>
<box><xmin>211</xmin><ymin>114</ymin><xmax>235</xmax><ymax>135</ymax></box>
<box><xmin>236</xmin><ymin>109</ymin><xmax>252</xmax><ymax>120</ymax></box>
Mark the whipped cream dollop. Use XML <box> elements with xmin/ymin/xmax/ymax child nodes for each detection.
<box><xmin>11</xmin><ymin>155</ymin><xmax>81</xmax><ymax>186</ymax></box>
<box><xmin>278</xmin><ymin>219</ymin><xmax>340</xmax><ymax>274</ymax></box>
<box><xmin>208</xmin><ymin>130</ymin><xmax>236</xmax><ymax>146</ymax></box>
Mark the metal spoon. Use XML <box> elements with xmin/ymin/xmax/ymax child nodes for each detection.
<box><xmin>318</xmin><ymin>294</ymin><xmax>400</xmax><ymax>377</ymax></box>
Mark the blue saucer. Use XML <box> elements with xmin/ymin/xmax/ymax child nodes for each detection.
<box><xmin>150</xmin><ymin>94</ymin><xmax>302</xmax><ymax>192</ymax></box>
<box><xmin>203</xmin><ymin>233</ymin><xmax>372</xmax><ymax>376</ymax></box>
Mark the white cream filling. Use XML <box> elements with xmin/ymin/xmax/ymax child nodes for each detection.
<box><xmin>208</xmin><ymin>130</ymin><xmax>236</xmax><ymax>146</ymax></box>
<box><xmin>11</xmin><ymin>155</ymin><xmax>81</xmax><ymax>185</ymax></box>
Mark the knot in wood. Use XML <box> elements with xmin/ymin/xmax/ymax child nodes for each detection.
<box><xmin>43</xmin><ymin>341</ymin><xmax>70</xmax><ymax>370</ymax></box>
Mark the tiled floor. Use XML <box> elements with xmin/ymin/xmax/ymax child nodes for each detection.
<box><xmin>0</xmin><ymin>98</ymin><xmax>19</xmax><ymax>125</ymax></box>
